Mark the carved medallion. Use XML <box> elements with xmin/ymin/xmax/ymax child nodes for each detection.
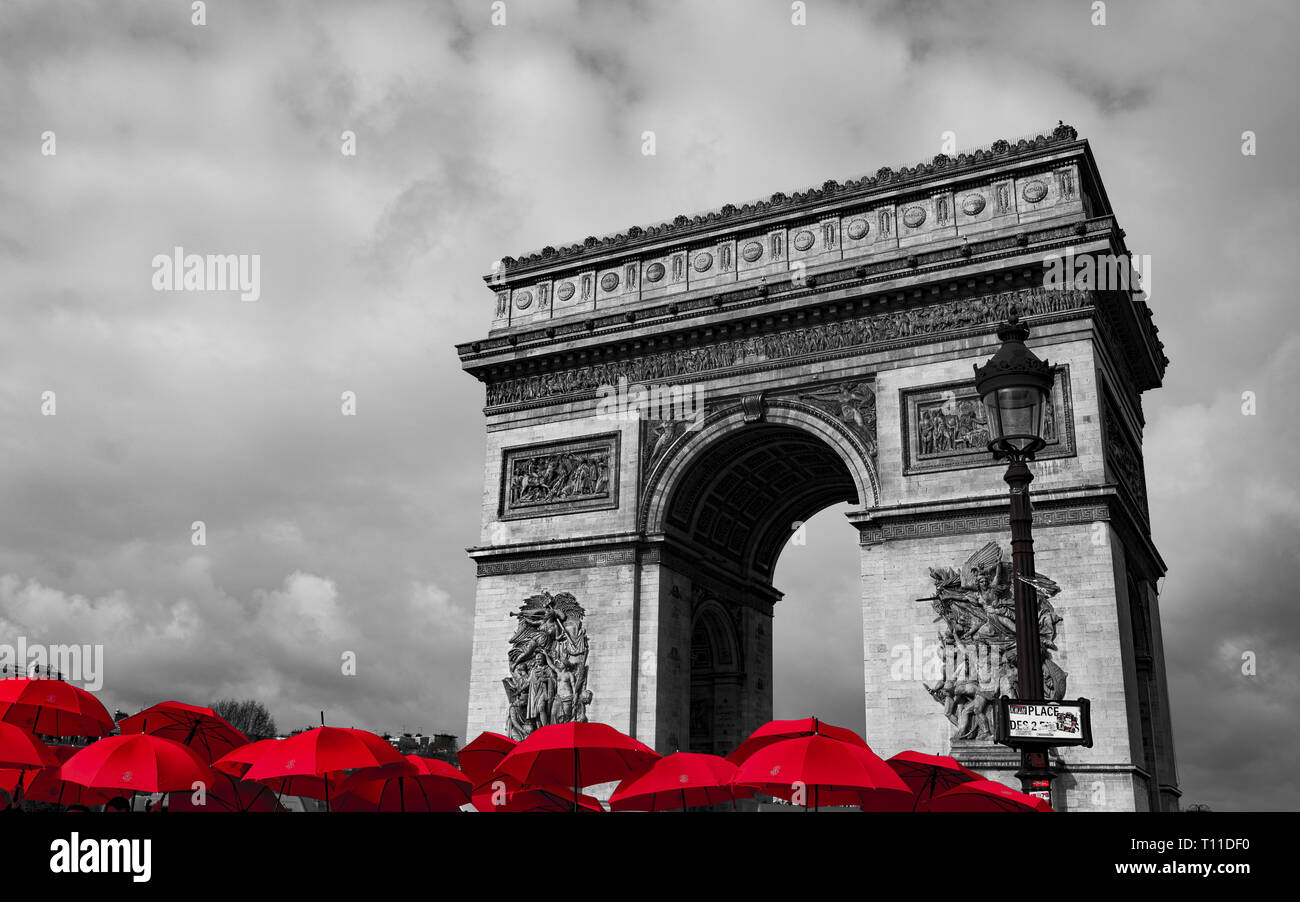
<box><xmin>742</xmin><ymin>241</ymin><xmax>763</xmax><ymax>263</ymax></box>
<box><xmin>504</xmin><ymin>590</ymin><xmax>591</xmax><ymax>741</ymax></box>
<box><xmin>645</xmin><ymin>262</ymin><xmax>666</xmax><ymax>283</ymax></box>
<box><xmin>847</xmin><ymin>218</ymin><xmax>869</xmax><ymax>240</ymax></box>
<box><xmin>793</xmin><ymin>230</ymin><xmax>815</xmax><ymax>252</ymax></box>
<box><xmin>961</xmin><ymin>193</ymin><xmax>986</xmax><ymax>216</ymax></box>
<box><xmin>1022</xmin><ymin>180</ymin><xmax>1048</xmax><ymax>203</ymax></box>
<box><xmin>514</xmin><ymin>290</ymin><xmax>533</xmax><ymax>310</ymax></box>
<box><xmin>903</xmin><ymin>205</ymin><xmax>927</xmax><ymax>228</ymax></box>
<box><xmin>556</xmin><ymin>281</ymin><xmax>575</xmax><ymax>302</ymax></box>
<box><xmin>693</xmin><ymin>252</ymin><xmax>713</xmax><ymax>272</ymax></box>
<box><xmin>600</xmin><ymin>272</ymin><xmax>620</xmax><ymax>292</ymax></box>
<box><xmin>920</xmin><ymin>542</ymin><xmax>1067</xmax><ymax>742</ymax></box>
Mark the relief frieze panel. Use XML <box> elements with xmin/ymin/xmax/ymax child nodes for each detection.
<box><xmin>901</xmin><ymin>365</ymin><xmax>1074</xmax><ymax>475</ymax></box>
<box><xmin>1103</xmin><ymin>392</ymin><xmax>1149</xmax><ymax>516</ymax></box>
<box><xmin>485</xmin><ymin>287</ymin><xmax>1093</xmax><ymax>407</ymax></box>
<box><xmin>499</xmin><ymin>432</ymin><xmax>619</xmax><ymax>520</ymax></box>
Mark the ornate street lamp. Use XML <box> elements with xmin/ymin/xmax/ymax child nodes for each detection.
<box><xmin>973</xmin><ymin>308</ymin><xmax>1057</xmax><ymax>800</ymax></box>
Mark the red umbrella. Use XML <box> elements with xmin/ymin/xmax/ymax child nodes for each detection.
<box><xmin>0</xmin><ymin>723</ymin><xmax>59</xmax><ymax>804</ymax></box>
<box><xmin>457</xmin><ymin>731</ymin><xmax>516</xmax><ymax>786</ymax></box>
<box><xmin>0</xmin><ymin>722</ymin><xmax>58</xmax><ymax>770</ymax></box>
<box><xmin>168</xmin><ymin>771</ymin><xmax>287</xmax><ymax>812</ymax></box>
<box><xmin>0</xmin><ymin>678</ymin><xmax>114</xmax><ymax>737</ymax></box>
<box><xmin>471</xmin><ymin>775</ymin><xmax>604</xmax><ymax>812</ymax></box>
<box><xmin>332</xmin><ymin>756</ymin><xmax>472</xmax><ymax>812</ymax></box>
<box><xmin>240</xmin><ymin>726</ymin><xmax>406</xmax><ymax>810</ymax></box>
<box><xmin>213</xmin><ymin>738</ymin><xmax>342</xmax><ymax>800</ymax></box>
<box><xmin>733</xmin><ymin>734</ymin><xmax>910</xmax><ymax>810</ymax></box>
<box><xmin>919</xmin><ymin>779</ymin><xmax>1053</xmax><ymax>812</ymax></box>
<box><xmin>610</xmin><ymin>752</ymin><xmax>750</xmax><ymax>811</ymax></box>
<box><xmin>2</xmin><ymin>744</ymin><xmax>115</xmax><ymax>807</ymax></box>
<box><xmin>726</xmin><ymin>716</ymin><xmax>869</xmax><ymax>764</ymax></box>
<box><xmin>882</xmin><ymin>751</ymin><xmax>983</xmax><ymax>811</ymax></box>
<box><xmin>493</xmin><ymin>722</ymin><xmax>659</xmax><ymax>812</ymax></box>
<box><xmin>119</xmin><ymin>701</ymin><xmax>249</xmax><ymax>763</ymax></box>
<box><xmin>61</xmin><ymin>733</ymin><xmax>216</xmax><ymax>796</ymax></box>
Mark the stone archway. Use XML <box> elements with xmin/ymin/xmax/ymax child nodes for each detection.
<box><xmin>459</xmin><ymin>125</ymin><xmax>1180</xmax><ymax>809</ymax></box>
<box><xmin>640</xmin><ymin>400</ymin><xmax>871</xmax><ymax>758</ymax></box>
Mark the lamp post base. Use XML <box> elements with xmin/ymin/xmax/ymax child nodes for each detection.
<box><xmin>1016</xmin><ymin>749</ymin><xmax>1056</xmax><ymax>807</ymax></box>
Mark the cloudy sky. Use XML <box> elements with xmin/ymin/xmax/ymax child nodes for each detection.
<box><xmin>1</xmin><ymin>0</ymin><xmax>1296</xmax><ymax>810</ymax></box>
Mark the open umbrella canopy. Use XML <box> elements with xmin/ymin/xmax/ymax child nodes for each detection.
<box><xmin>62</xmin><ymin>733</ymin><xmax>216</xmax><ymax>795</ymax></box>
<box><xmin>333</xmin><ymin>756</ymin><xmax>472</xmax><ymax>812</ymax></box>
<box><xmin>213</xmin><ymin>739</ymin><xmax>342</xmax><ymax>800</ymax></box>
<box><xmin>239</xmin><ymin>727</ymin><xmax>405</xmax><ymax>808</ymax></box>
<box><xmin>1</xmin><ymin>744</ymin><xmax>116</xmax><ymax>806</ymax></box>
<box><xmin>120</xmin><ymin>701</ymin><xmax>249</xmax><ymax>763</ymax></box>
<box><xmin>494</xmin><ymin>722</ymin><xmax>659</xmax><ymax>791</ymax></box>
<box><xmin>919</xmin><ymin>779</ymin><xmax>1053</xmax><ymax>812</ymax></box>
<box><xmin>0</xmin><ymin>678</ymin><xmax>114</xmax><ymax>738</ymax></box>
<box><xmin>726</xmin><ymin>716</ymin><xmax>869</xmax><ymax>764</ymax></box>
<box><xmin>241</xmin><ymin>727</ymin><xmax>405</xmax><ymax>783</ymax></box>
<box><xmin>733</xmin><ymin>734</ymin><xmax>910</xmax><ymax>810</ymax></box>
<box><xmin>881</xmin><ymin>751</ymin><xmax>984</xmax><ymax>811</ymax></box>
<box><xmin>0</xmin><ymin>721</ymin><xmax>59</xmax><ymax>770</ymax></box>
<box><xmin>457</xmin><ymin>731</ymin><xmax>516</xmax><ymax>786</ymax></box>
<box><xmin>610</xmin><ymin>752</ymin><xmax>749</xmax><ymax>811</ymax></box>
<box><xmin>471</xmin><ymin>775</ymin><xmax>604</xmax><ymax>813</ymax></box>
<box><xmin>168</xmin><ymin>771</ymin><xmax>287</xmax><ymax>812</ymax></box>
<box><xmin>212</xmin><ymin>737</ymin><xmax>276</xmax><ymax>777</ymax></box>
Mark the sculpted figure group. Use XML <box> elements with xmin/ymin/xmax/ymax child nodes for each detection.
<box><xmin>508</xmin><ymin>451</ymin><xmax>610</xmax><ymax>506</ymax></box>
<box><xmin>921</xmin><ymin>542</ymin><xmax>1067</xmax><ymax>741</ymax></box>
<box><xmin>503</xmin><ymin>590</ymin><xmax>592</xmax><ymax>741</ymax></box>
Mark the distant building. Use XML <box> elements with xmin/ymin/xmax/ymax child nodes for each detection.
<box><xmin>378</xmin><ymin>731</ymin><xmax>460</xmax><ymax>767</ymax></box>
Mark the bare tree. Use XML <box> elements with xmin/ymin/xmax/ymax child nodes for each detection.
<box><xmin>212</xmin><ymin>698</ymin><xmax>278</xmax><ymax>742</ymax></box>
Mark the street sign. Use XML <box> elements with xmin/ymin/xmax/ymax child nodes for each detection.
<box><xmin>995</xmin><ymin>697</ymin><xmax>1092</xmax><ymax>748</ymax></box>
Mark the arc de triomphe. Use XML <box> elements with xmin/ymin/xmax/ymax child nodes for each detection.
<box><xmin>456</xmin><ymin>124</ymin><xmax>1179</xmax><ymax>811</ymax></box>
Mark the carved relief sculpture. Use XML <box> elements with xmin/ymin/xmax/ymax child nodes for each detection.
<box><xmin>919</xmin><ymin>542</ymin><xmax>1067</xmax><ymax>741</ymax></box>
<box><xmin>500</xmin><ymin>434</ymin><xmax>619</xmax><ymax>519</ymax></box>
<box><xmin>503</xmin><ymin>590</ymin><xmax>591</xmax><ymax>741</ymax></box>
<box><xmin>507</xmin><ymin>449</ymin><xmax>610</xmax><ymax>506</ymax></box>
<box><xmin>485</xmin><ymin>287</ymin><xmax>1092</xmax><ymax>407</ymax></box>
<box><xmin>799</xmin><ymin>382</ymin><xmax>877</xmax><ymax>460</ymax></box>
<box><xmin>643</xmin><ymin>418</ymin><xmax>686</xmax><ymax>476</ymax></box>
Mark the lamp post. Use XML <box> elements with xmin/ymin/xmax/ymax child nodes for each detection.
<box><xmin>972</xmin><ymin>307</ymin><xmax>1056</xmax><ymax>801</ymax></box>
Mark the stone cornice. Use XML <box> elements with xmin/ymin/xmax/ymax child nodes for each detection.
<box><xmin>458</xmin><ymin>215</ymin><xmax>1115</xmax><ymax>366</ymax></box>
<box><xmin>489</xmin><ymin>123</ymin><xmax>1086</xmax><ymax>283</ymax></box>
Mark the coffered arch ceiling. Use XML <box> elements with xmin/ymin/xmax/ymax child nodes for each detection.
<box><xmin>664</xmin><ymin>424</ymin><xmax>857</xmax><ymax>581</ymax></box>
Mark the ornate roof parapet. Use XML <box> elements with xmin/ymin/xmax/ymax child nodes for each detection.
<box><xmin>462</xmin><ymin>124</ymin><xmax>1166</xmax><ymax>396</ymax></box>
<box><xmin>487</xmin><ymin>123</ymin><xmax>1081</xmax><ymax>283</ymax></box>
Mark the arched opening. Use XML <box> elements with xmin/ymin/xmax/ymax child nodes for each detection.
<box><xmin>770</xmin><ymin>501</ymin><xmax>866</xmax><ymax>737</ymax></box>
<box><xmin>648</xmin><ymin>413</ymin><xmax>869</xmax><ymax>757</ymax></box>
